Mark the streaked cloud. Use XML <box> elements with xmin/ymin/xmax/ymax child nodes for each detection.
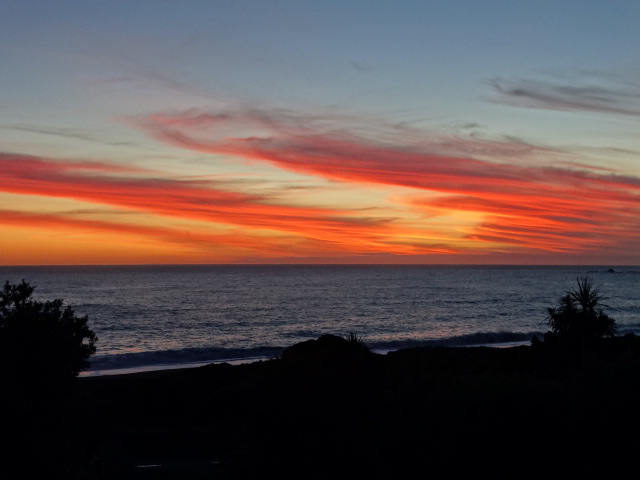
<box><xmin>0</xmin><ymin>153</ymin><xmax>461</xmax><ymax>258</ymax></box>
<box><xmin>489</xmin><ymin>76</ymin><xmax>640</xmax><ymax>116</ymax></box>
<box><xmin>0</xmin><ymin>123</ymin><xmax>139</xmax><ymax>148</ymax></box>
<box><xmin>0</xmin><ymin>124</ymin><xmax>99</xmax><ymax>143</ymax></box>
<box><xmin>130</xmin><ymin>108</ymin><xmax>640</xmax><ymax>257</ymax></box>
<box><xmin>0</xmin><ymin>208</ymin><xmax>331</xmax><ymax>261</ymax></box>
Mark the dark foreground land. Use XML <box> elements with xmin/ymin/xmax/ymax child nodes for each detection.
<box><xmin>4</xmin><ymin>334</ymin><xmax>640</xmax><ymax>479</ymax></box>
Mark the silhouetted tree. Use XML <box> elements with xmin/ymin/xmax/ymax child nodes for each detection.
<box><xmin>543</xmin><ymin>276</ymin><xmax>616</xmax><ymax>347</ymax></box>
<box><xmin>0</xmin><ymin>280</ymin><xmax>97</xmax><ymax>382</ymax></box>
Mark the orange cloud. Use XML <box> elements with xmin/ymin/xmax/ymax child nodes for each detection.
<box><xmin>131</xmin><ymin>109</ymin><xmax>640</xmax><ymax>257</ymax></box>
<box><xmin>0</xmin><ymin>208</ymin><xmax>335</xmax><ymax>262</ymax></box>
<box><xmin>0</xmin><ymin>153</ymin><xmax>459</xmax><ymax>260</ymax></box>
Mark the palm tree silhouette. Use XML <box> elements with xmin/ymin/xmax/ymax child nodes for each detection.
<box><xmin>546</xmin><ymin>276</ymin><xmax>617</xmax><ymax>345</ymax></box>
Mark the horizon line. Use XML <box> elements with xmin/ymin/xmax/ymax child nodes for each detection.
<box><xmin>0</xmin><ymin>263</ymin><xmax>635</xmax><ymax>268</ymax></box>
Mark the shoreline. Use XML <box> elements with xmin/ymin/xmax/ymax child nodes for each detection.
<box><xmin>79</xmin><ymin>356</ymin><xmax>265</xmax><ymax>377</ymax></box>
<box><xmin>80</xmin><ymin>340</ymin><xmax>534</xmax><ymax>378</ymax></box>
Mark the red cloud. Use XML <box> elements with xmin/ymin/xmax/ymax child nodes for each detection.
<box><xmin>130</xmin><ymin>109</ymin><xmax>640</xmax><ymax>255</ymax></box>
<box><xmin>0</xmin><ymin>153</ymin><xmax>456</xmax><ymax>256</ymax></box>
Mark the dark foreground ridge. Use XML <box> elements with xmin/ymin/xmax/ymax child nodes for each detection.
<box><xmin>4</xmin><ymin>333</ymin><xmax>640</xmax><ymax>478</ymax></box>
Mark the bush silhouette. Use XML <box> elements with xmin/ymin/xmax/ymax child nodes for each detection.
<box><xmin>543</xmin><ymin>276</ymin><xmax>616</xmax><ymax>347</ymax></box>
<box><xmin>280</xmin><ymin>333</ymin><xmax>371</xmax><ymax>364</ymax></box>
<box><xmin>0</xmin><ymin>280</ymin><xmax>97</xmax><ymax>382</ymax></box>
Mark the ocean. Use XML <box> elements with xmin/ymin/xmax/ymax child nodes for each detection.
<box><xmin>1</xmin><ymin>265</ymin><xmax>638</xmax><ymax>376</ymax></box>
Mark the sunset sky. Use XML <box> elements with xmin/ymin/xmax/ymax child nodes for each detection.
<box><xmin>1</xmin><ymin>1</ymin><xmax>639</xmax><ymax>265</ymax></box>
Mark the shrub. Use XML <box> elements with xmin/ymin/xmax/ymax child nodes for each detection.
<box><xmin>0</xmin><ymin>280</ymin><xmax>97</xmax><ymax>382</ymax></box>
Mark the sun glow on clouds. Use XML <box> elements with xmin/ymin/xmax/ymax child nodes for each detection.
<box><xmin>0</xmin><ymin>152</ymin><xmax>464</xmax><ymax>264</ymax></box>
<box><xmin>130</xmin><ymin>108</ymin><xmax>640</xmax><ymax>260</ymax></box>
<box><xmin>2</xmin><ymin>104</ymin><xmax>640</xmax><ymax>265</ymax></box>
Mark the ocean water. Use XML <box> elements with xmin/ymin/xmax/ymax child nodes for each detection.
<box><xmin>1</xmin><ymin>265</ymin><xmax>639</xmax><ymax>376</ymax></box>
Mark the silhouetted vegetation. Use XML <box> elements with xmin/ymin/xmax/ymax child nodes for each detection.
<box><xmin>538</xmin><ymin>276</ymin><xmax>617</xmax><ymax>349</ymax></box>
<box><xmin>345</xmin><ymin>330</ymin><xmax>369</xmax><ymax>348</ymax></box>
<box><xmin>0</xmin><ymin>281</ymin><xmax>98</xmax><ymax>478</ymax></box>
<box><xmin>68</xmin><ymin>331</ymin><xmax>640</xmax><ymax>478</ymax></box>
<box><xmin>5</xmin><ymin>280</ymin><xmax>640</xmax><ymax>478</ymax></box>
<box><xmin>280</xmin><ymin>332</ymin><xmax>371</xmax><ymax>364</ymax></box>
<box><xmin>0</xmin><ymin>279</ymin><xmax>97</xmax><ymax>382</ymax></box>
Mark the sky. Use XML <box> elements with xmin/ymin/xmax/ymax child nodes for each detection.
<box><xmin>1</xmin><ymin>0</ymin><xmax>639</xmax><ymax>265</ymax></box>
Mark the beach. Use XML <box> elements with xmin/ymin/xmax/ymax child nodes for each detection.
<box><xmin>3</xmin><ymin>265</ymin><xmax>639</xmax><ymax>376</ymax></box>
<box><xmin>10</xmin><ymin>333</ymin><xmax>640</xmax><ymax>478</ymax></box>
